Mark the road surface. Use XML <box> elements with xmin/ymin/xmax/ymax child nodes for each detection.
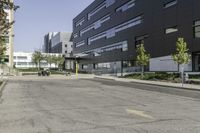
<box><xmin>0</xmin><ymin>76</ymin><xmax>200</xmax><ymax>133</ymax></box>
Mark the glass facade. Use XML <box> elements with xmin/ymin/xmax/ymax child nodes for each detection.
<box><xmin>194</xmin><ymin>20</ymin><xmax>200</xmax><ymax>38</ymax></box>
<box><xmin>80</xmin><ymin>14</ymin><xmax>110</xmax><ymax>36</ymax></box>
<box><xmin>88</xmin><ymin>15</ymin><xmax>143</xmax><ymax>45</ymax></box>
<box><xmin>164</xmin><ymin>0</ymin><xmax>177</xmax><ymax>8</ymax></box>
<box><xmin>88</xmin><ymin>0</ymin><xmax>115</xmax><ymax>20</ymax></box>
<box><xmin>84</xmin><ymin>41</ymin><xmax>128</xmax><ymax>56</ymax></box>
<box><xmin>75</xmin><ymin>40</ymin><xmax>85</xmax><ymax>48</ymax></box>
<box><xmin>116</xmin><ymin>0</ymin><xmax>135</xmax><ymax>12</ymax></box>
<box><xmin>75</xmin><ymin>17</ymin><xmax>85</xmax><ymax>27</ymax></box>
<box><xmin>194</xmin><ymin>53</ymin><xmax>200</xmax><ymax>71</ymax></box>
<box><xmin>165</xmin><ymin>26</ymin><xmax>178</xmax><ymax>34</ymax></box>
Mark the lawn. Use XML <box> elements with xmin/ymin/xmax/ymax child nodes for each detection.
<box><xmin>124</xmin><ymin>72</ymin><xmax>181</xmax><ymax>83</ymax></box>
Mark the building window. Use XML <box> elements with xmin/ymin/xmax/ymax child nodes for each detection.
<box><xmin>122</xmin><ymin>42</ymin><xmax>128</xmax><ymax>51</ymax></box>
<box><xmin>82</xmin><ymin>64</ymin><xmax>88</xmax><ymax>69</ymax></box>
<box><xmin>123</xmin><ymin>60</ymin><xmax>136</xmax><ymax>68</ymax></box>
<box><xmin>17</xmin><ymin>56</ymin><xmax>27</xmax><ymax>60</ymax></box>
<box><xmin>116</xmin><ymin>0</ymin><xmax>135</xmax><ymax>12</ymax></box>
<box><xmin>17</xmin><ymin>62</ymin><xmax>27</xmax><ymax>66</ymax></box>
<box><xmin>164</xmin><ymin>0</ymin><xmax>177</xmax><ymax>8</ymax></box>
<box><xmin>75</xmin><ymin>17</ymin><xmax>85</xmax><ymax>27</ymax></box>
<box><xmin>80</xmin><ymin>14</ymin><xmax>110</xmax><ymax>36</ymax></box>
<box><xmin>165</xmin><ymin>26</ymin><xmax>178</xmax><ymax>34</ymax></box>
<box><xmin>114</xmin><ymin>15</ymin><xmax>143</xmax><ymax>33</ymax></box>
<box><xmin>80</xmin><ymin>24</ymin><xmax>94</xmax><ymax>36</ymax></box>
<box><xmin>88</xmin><ymin>15</ymin><xmax>143</xmax><ymax>45</ymax></box>
<box><xmin>88</xmin><ymin>32</ymin><xmax>107</xmax><ymax>45</ymax></box>
<box><xmin>135</xmin><ymin>34</ymin><xmax>149</xmax><ymax>48</ymax></box>
<box><xmin>97</xmin><ymin>63</ymin><xmax>111</xmax><ymax>69</ymax></box>
<box><xmin>194</xmin><ymin>20</ymin><xmax>200</xmax><ymax>38</ymax></box>
<box><xmin>93</xmin><ymin>64</ymin><xmax>98</xmax><ymax>69</ymax></box>
<box><xmin>73</xmin><ymin>33</ymin><xmax>78</xmax><ymax>38</ymax></box>
<box><xmin>75</xmin><ymin>40</ymin><xmax>85</xmax><ymax>48</ymax></box>
<box><xmin>3</xmin><ymin>4</ymin><xmax>10</xmax><ymax>9</ymax></box>
<box><xmin>84</xmin><ymin>41</ymin><xmax>128</xmax><ymax>56</ymax></box>
<box><xmin>88</xmin><ymin>0</ymin><xmax>115</xmax><ymax>20</ymax></box>
<box><xmin>2</xmin><ymin>36</ymin><xmax>9</xmax><ymax>43</ymax></box>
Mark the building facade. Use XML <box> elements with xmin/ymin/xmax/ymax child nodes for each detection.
<box><xmin>3</xmin><ymin>0</ymin><xmax>14</xmax><ymax>68</ymax></box>
<box><xmin>13</xmin><ymin>52</ymin><xmax>61</xmax><ymax>69</ymax></box>
<box><xmin>43</xmin><ymin>32</ymin><xmax>58</xmax><ymax>53</ymax></box>
<box><xmin>73</xmin><ymin>0</ymin><xmax>200</xmax><ymax>74</ymax></box>
<box><xmin>51</xmin><ymin>32</ymin><xmax>73</xmax><ymax>55</ymax></box>
<box><xmin>43</xmin><ymin>32</ymin><xmax>73</xmax><ymax>70</ymax></box>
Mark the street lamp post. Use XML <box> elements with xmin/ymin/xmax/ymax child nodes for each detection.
<box><xmin>75</xmin><ymin>56</ymin><xmax>79</xmax><ymax>78</ymax></box>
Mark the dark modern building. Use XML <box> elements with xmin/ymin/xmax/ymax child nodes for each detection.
<box><xmin>73</xmin><ymin>0</ymin><xmax>200</xmax><ymax>74</ymax></box>
<box><xmin>51</xmin><ymin>32</ymin><xmax>72</xmax><ymax>55</ymax></box>
<box><xmin>43</xmin><ymin>32</ymin><xmax>58</xmax><ymax>53</ymax></box>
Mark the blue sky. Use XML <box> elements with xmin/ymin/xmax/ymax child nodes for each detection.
<box><xmin>14</xmin><ymin>0</ymin><xmax>94</xmax><ymax>52</ymax></box>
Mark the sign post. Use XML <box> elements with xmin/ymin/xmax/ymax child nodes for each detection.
<box><xmin>76</xmin><ymin>61</ymin><xmax>79</xmax><ymax>79</ymax></box>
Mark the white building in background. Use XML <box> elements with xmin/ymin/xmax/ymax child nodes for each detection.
<box><xmin>13</xmin><ymin>52</ymin><xmax>61</xmax><ymax>69</ymax></box>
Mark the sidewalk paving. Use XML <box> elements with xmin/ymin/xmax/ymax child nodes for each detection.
<box><xmin>93</xmin><ymin>75</ymin><xmax>200</xmax><ymax>91</ymax></box>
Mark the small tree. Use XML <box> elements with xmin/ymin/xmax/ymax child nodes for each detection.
<box><xmin>32</xmin><ymin>51</ymin><xmax>44</xmax><ymax>70</ymax></box>
<box><xmin>172</xmin><ymin>37</ymin><xmax>190</xmax><ymax>76</ymax></box>
<box><xmin>136</xmin><ymin>43</ymin><xmax>150</xmax><ymax>79</ymax></box>
<box><xmin>52</xmin><ymin>55</ymin><xmax>58</xmax><ymax>68</ymax></box>
<box><xmin>57</xmin><ymin>55</ymin><xmax>65</xmax><ymax>70</ymax></box>
<box><xmin>51</xmin><ymin>55</ymin><xmax>65</xmax><ymax>70</ymax></box>
<box><xmin>44</xmin><ymin>54</ymin><xmax>53</xmax><ymax>69</ymax></box>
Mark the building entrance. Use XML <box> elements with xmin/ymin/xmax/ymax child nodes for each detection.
<box><xmin>194</xmin><ymin>53</ymin><xmax>200</xmax><ymax>72</ymax></box>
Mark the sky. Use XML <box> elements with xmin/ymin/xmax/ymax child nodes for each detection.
<box><xmin>14</xmin><ymin>0</ymin><xmax>94</xmax><ymax>52</ymax></box>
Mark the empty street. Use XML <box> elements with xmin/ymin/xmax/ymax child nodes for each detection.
<box><xmin>0</xmin><ymin>76</ymin><xmax>200</xmax><ymax>133</ymax></box>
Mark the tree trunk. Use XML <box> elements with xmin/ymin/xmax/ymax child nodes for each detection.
<box><xmin>141</xmin><ymin>65</ymin><xmax>144</xmax><ymax>79</ymax></box>
<box><xmin>38</xmin><ymin>61</ymin><xmax>40</xmax><ymax>71</ymax></box>
<box><xmin>177</xmin><ymin>64</ymin><xmax>180</xmax><ymax>72</ymax></box>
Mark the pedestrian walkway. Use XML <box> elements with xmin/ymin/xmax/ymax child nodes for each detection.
<box><xmin>94</xmin><ymin>75</ymin><xmax>200</xmax><ymax>91</ymax></box>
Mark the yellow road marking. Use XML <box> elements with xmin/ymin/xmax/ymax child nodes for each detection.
<box><xmin>126</xmin><ymin>109</ymin><xmax>154</xmax><ymax>119</ymax></box>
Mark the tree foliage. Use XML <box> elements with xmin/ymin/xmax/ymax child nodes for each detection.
<box><xmin>32</xmin><ymin>51</ymin><xmax>44</xmax><ymax>70</ymax></box>
<box><xmin>172</xmin><ymin>37</ymin><xmax>190</xmax><ymax>68</ymax></box>
<box><xmin>57</xmin><ymin>55</ymin><xmax>65</xmax><ymax>70</ymax></box>
<box><xmin>136</xmin><ymin>43</ymin><xmax>150</xmax><ymax>66</ymax></box>
<box><xmin>43</xmin><ymin>54</ymin><xmax>65</xmax><ymax>70</ymax></box>
<box><xmin>136</xmin><ymin>43</ymin><xmax>150</xmax><ymax>79</ymax></box>
<box><xmin>0</xmin><ymin>0</ymin><xmax>18</xmax><ymax>64</ymax></box>
<box><xmin>44</xmin><ymin>54</ymin><xmax>53</xmax><ymax>68</ymax></box>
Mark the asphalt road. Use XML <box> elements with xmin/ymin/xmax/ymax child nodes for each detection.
<box><xmin>0</xmin><ymin>76</ymin><xmax>200</xmax><ymax>133</ymax></box>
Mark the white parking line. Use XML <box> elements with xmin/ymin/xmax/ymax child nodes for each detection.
<box><xmin>126</xmin><ymin>109</ymin><xmax>154</xmax><ymax>119</ymax></box>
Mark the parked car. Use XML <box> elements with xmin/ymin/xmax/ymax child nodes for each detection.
<box><xmin>38</xmin><ymin>68</ymin><xmax>51</xmax><ymax>76</ymax></box>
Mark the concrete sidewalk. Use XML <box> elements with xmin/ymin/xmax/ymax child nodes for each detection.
<box><xmin>94</xmin><ymin>75</ymin><xmax>200</xmax><ymax>91</ymax></box>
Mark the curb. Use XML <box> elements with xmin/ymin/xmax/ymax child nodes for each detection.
<box><xmin>0</xmin><ymin>81</ymin><xmax>7</xmax><ymax>98</ymax></box>
<box><xmin>94</xmin><ymin>76</ymin><xmax>200</xmax><ymax>91</ymax></box>
<box><xmin>128</xmin><ymin>80</ymin><xmax>200</xmax><ymax>92</ymax></box>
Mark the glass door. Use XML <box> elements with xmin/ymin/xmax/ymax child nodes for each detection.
<box><xmin>194</xmin><ymin>53</ymin><xmax>200</xmax><ymax>72</ymax></box>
